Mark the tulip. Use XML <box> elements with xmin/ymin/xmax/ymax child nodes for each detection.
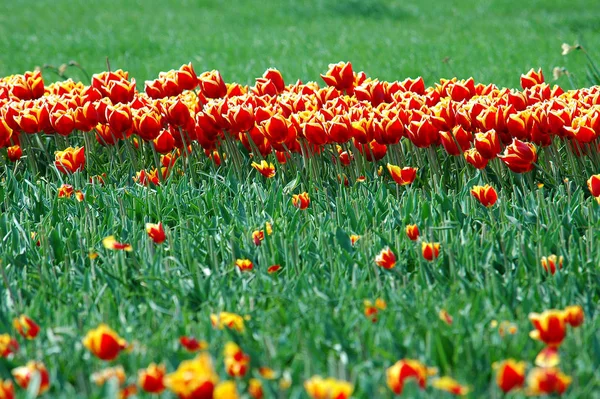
<box><xmin>439</xmin><ymin>309</ymin><xmax>453</xmax><ymax>325</ymax></box>
<box><xmin>375</xmin><ymin>247</ymin><xmax>396</xmax><ymax>269</ymax></box>
<box><xmin>0</xmin><ymin>380</ymin><xmax>14</xmax><ymax>399</ymax></box>
<box><xmin>102</xmin><ymin>236</ymin><xmax>133</xmax><ymax>251</ymax></box>
<box><xmin>470</xmin><ymin>184</ymin><xmax>498</xmax><ymax>207</ymax></box>
<box><xmin>520</xmin><ymin>68</ymin><xmax>545</xmax><ymax>89</ymax></box>
<box><xmin>304</xmin><ymin>375</ymin><xmax>354</xmax><ymax>399</ymax></box>
<box><xmin>235</xmin><ymin>258</ymin><xmax>253</xmax><ymax>272</ymax></box>
<box><xmin>12</xmin><ymin>361</ymin><xmax>50</xmax><ymax>395</ymax></box>
<box><xmin>251</xmin><ymin>160</ymin><xmax>276</xmax><ymax>178</ymax></box>
<box><xmin>224</xmin><ymin>342</ymin><xmax>250</xmax><ymax>378</ymax></box>
<box><xmin>386</xmin><ymin>359</ymin><xmax>437</xmax><ymax>394</ymax></box>
<box><xmin>267</xmin><ymin>265</ymin><xmax>282</xmax><ymax>274</ymax></box>
<box><xmin>464</xmin><ymin>148</ymin><xmax>489</xmax><ymax>169</ymax></box>
<box><xmin>252</xmin><ymin>230</ymin><xmax>265</xmax><ymax>246</ymax></box>
<box><xmin>164</xmin><ymin>353</ymin><xmax>220</xmax><ymax>399</ymax></box>
<box><xmin>320</xmin><ymin>61</ymin><xmax>355</xmax><ymax>92</ymax></box>
<box><xmin>214</xmin><ymin>381</ymin><xmax>239</xmax><ymax>399</ymax></box>
<box><xmin>259</xmin><ymin>367</ymin><xmax>277</xmax><ymax>380</ymax></box>
<box><xmin>564</xmin><ymin>305</ymin><xmax>584</xmax><ymax>327</ymax></box>
<box><xmin>526</xmin><ymin>367</ymin><xmax>571</xmax><ymax>396</ymax></box>
<box><xmin>474</xmin><ymin>130</ymin><xmax>501</xmax><ymax>159</ymax></box>
<box><xmin>587</xmin><ymin>174</ymin><xmax>600</xmax><ymax>197</ymax></box>
<box><xmin>292</xmin><ymin>192</ymin><xmax>310</xmax><ymax>210</ymax></box>
<box><xmin>350</xmin><ymin>234</ymin><xmax>360</xmax><ymax>246</ymax></box>
<box><xmin>499</xmin><ymin>139</ymin><xmax>537</xmax><ymax>173</ymax></box>
<box><xmin>422</xmin><ymin>242</ymin><xmax>440</xmax><ymax>261</ymax></box>
<box><xmin>263</xmin><ymin>68</ymin><xmax>285</xmax><ymax>93</ymax></box>
<box><xmin>179</xmin><ymin>336</ymin><xmax>209</xmax><ymax>352</ymax></box>
<box><xmin>248</xmin><ymin>378</ymin><xmax>264</xmax><ymax>399</ymax></box>
<box><xmin>13</xmin><ymin>315</ymin><xmax>40</xmax><ymax>340</ymax></box>
<box><xmin>75</xmin><ymin>190</ymin><xmax>85</xmax><ymax>202</ymax></box>
<box><xmin>405</xmin><ymin>224</ymin><xmax>419</xmax><ymax>241</ymax></box>
<box><xmin>540</xmin><ymin>255</ymin><xmax>563</xmax><ymax>275</ymax></box>
<box><xmin>364</xmin><ymin>298</ymin><xmax>387</xmax><ymax>322</ymax></box>
<box><xmin>57</xmin><ymin>184</ymin><xmax>74</xmax><ymax>198</ymax></box>
<box><xmin>262</xmin><ymin>114</ymin><xmax>290</xmax><ymax>144</ymax></box>
<box><xmin>198</xmin><ymin>70</ymin><xmax>227</xmax><ymax>99</ymax></box>
<box><xmin>387</xmin><ymin>164</ymin><xmax>418</xmax><ymax>185</ymax></box>
<box><xmin>7</xmin><ymin>145</ymin><xmax>22</xmax><ymax>162</ymax></box>
<box><xmin>210</xmin><ymin>312</ymin><xmax>245</xmax><ymax>332</ymax></box>
<box><xmin>0</xmin><ymin>334</ymin><xmax>19</xmax><ymax>358</ymax></box>
<box><xmin>529</xmin><ymin>310</ymin><xmax>567</xmax><ymax>347</ymax></box>
<box><xmin>82</xmin><ymin>323</ymin><xmax>127</xmax><ymax>360</ymax></box>
<box><xmin>432</xmin><ymin>377</ymin><xmax>470</xmax><ymax>396</ymax></box>
<box><xmin>177</xmin><ymin>62</ymin><xmax>198</xmax><ymax>91</ymax></box>
<box><xmin>535</xmin><ymin>346</ymin><xmax>560</xmax><ymax>368</ymax></box>
<box><xmin>54</xmin><ymin>146</ymin><xmax>85</xmax><ymax>174</ymax></box>
<box><xmin>439</xmin><ymin>126</ymin><xmax>472</xmax><ymax>155</ymax></box>
<box><xmin>138</xmin><ymin>363</ymin><xmax>166</xmax><ymax>394</ymax></box>
<box><xmin>91</xmin><ymin>366</ymin><xmax>126</xmax><ymax>386</ymax></box>
<box><xmin>494</xmin><ymin>359</ymin><xmax>526</xmax><ymax>393</ymax></box>
<box><xmin>146</xmin><ymin>222</ymin><xmax>166</xmax><ymax>244</ymax></box>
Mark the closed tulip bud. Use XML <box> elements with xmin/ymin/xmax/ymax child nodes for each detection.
<box><xmin>235</xmin><ymin>259</ymin><xmax>253</xmax><ymax>272</ymax></box>
<box><xmin>146</xmin><ymin>222</ymin><xmax>166</xmax><ymax>244</ymax></box>
<box><xmin>50</xmin><ymin>110</ymin><xmax>75</xmax><ymax>136</ymax></box>
<box><xmin>107</xmin><ymin>78</ymin><xmax>136</xmax><ymax>104</ymax></box>
<box><xmin>564</xmin><ymin>305</ymin><xmax>584</xmax><ymax>327</ymax></box>
<box><xmin>350</xmin><ymin>234</ymin><xmax>360</xmax><ymax>246</ymax></box>
<box><xmin>262</xmin><ymin>68</ymin><xmax>285</xmax><ymax>94</ymax></box>
<box><xmin>355</xmin><ymin>139</ymin><xmax>387</xmax><ymax>161</ymax></box>
<box><xmin>587</xmin><ymin>174</ymin><xmax>600</xmax><ymax>197</ymax></box>
<box><xmin>165</xmin><ymin>99</ymin><xmax>193</xmax><ymax>127</ymax></box>
<box><xmin>12</xmin><ymin>361</ymin><xmax>50</xmax><ymax>394</ymax></box>
<box><xmin>262</xmin><ymin>114</ymin><xmax>291</xmax><ymax>144</ymax></box>
<box><xmin>138</xmin><ymin>363</ymin><xmax>166</xmax><ymax>394</ymax></box>
<box><xmin>7</xmin><ymin>145</ymin><xmax>22</xmax><ymax>162</ymax></box>
<box><xmin>528</xmin><ymin>310</ymin><xmax>567</xmax><ymax>347</ymax></box>
<box><xmin>407</xmin><ymin>117</ymin><xmax>439</xmax><ymax>148</ymax></box>
<box><xmin>106</xmin><ymin>104</ymin><xmax>132</xmax><ymax>134</ymax></box>
<box><xmin>474</xmin><ymin>129</ymin><xmax>501</xmax><ymax>159</ymax></box>
<box><xmin>251</xmin><ymin>160</ymin><xmax>276</xmax><ymax>178</ymax></box>
<box><xmin>520</xmin><ymin>68</ymin><xmax>545</xmax><ymax>89</ymax></box>
<box><xmin>471</xmin><ymin>184</ymin><xmax>498</xmax><ymax>207</ymax></box>
<box><xmin>303</xmin><ymin>119</ymin><xmax>328</xmax><ymax>145</ymax></box>
<box><xmin>375</xmin><ymin>247</ymin><xmax>396</xmax><ymax>269</ymax></box>
<box><xmin>54</xmin><ymin>146</ymin><xmax>85</xmax><ymax>174</ymax></box>
<box><xmin>0</xmin><ymin>380</ymin><xmax>14</xmax><ymax>399</ymax></box>
<box><xmin>133</xmin><ymin>109</ymin><xmax>162</xmax><ymax>141</ymax></box>
<box><xmin>422</xmin><ymin>242</ymin><xmax>440</xmax><ymax>261</ymax></box>
<box><xmin>386</xmin><ymin>359</ymin><xmax>437</xmax><ymax>395</ymax></box>
<box><xmin>153</xmin><ymin>129</ymin><xmax>175</xmax><ymax>153</ymax></box>
<box><xmin>526</xmin><ymin>367</ymin><xmax>571</xmax><ymax>396</ymax></box>
<box><xmin>292</xmin><ymin>192</ymin><xmax>310</xmax><ymax>210</ymax></box>
<box><xmin>387</xmin><ymin>164</ymin><xmax>418</xmax><ymax>185</ymax></box>
<box><xmin>464</xmin><ymin>148</ymin><xmax>489</xmax><ymax>169</ymax></box>
<box><xmin>540</xmin><ymin>255</ymin><xmax>563</xmax><ymax>275</ymax></box>
<box><xmin>199</xmin><ymin>70</ymin><xmax>227</xmax><ymax>98</ymax></box>
<box><xmin>13</xmin><ymin>315</ymin><xmax>40</xmax><ymax>340</ymax></box>
<box><xmin>177</xmin><ymin>62</ymin><xmax>198</xmax><ymax>91</ymax></box>
<box><xmin>82</xmin><ymin>324</ymin><xmax>127</xmax><ymax>360</ymax></box>
<box><xmin>405</xmin><ymin>224</ymin><xmax>419</xmax><ymax>241</ymax></box>
<box><xmin>535</xmin><ymin>346</ymin><xmax>560</xmax><ymax>368</ymax></box>
<box><xmin>493</xmin><ymin>359</ymin><xmax>526</xmax><ymax>393</ymax></box>
<box><xmin>499</xmin><ymin>139</ymin><xmax>537</xmax><ymax>173</ymax></box>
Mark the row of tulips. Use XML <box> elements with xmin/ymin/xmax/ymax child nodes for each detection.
<box><xmin>0</xmin><ymin>302</ymin><xmax>584</xmax><ymax>398</ymax></box>
<box><xmin>1</xmin><ymin>63</ymin><xmax>600</xmax><ymax>188</ymax></box>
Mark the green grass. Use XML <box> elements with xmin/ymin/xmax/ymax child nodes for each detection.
<box><xmin>1</xmin><ymin>0</ymin><xmax>600</xmax><ymax>398</ymax></box>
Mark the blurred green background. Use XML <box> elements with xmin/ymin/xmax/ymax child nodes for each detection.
<box><xmin>1</xmin><ymin>0</ymin><xmax>599</xmax><ymax>87</ymax></box>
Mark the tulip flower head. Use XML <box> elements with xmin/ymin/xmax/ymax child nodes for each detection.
<box><xmin>386</xmin><ymin>359</ymin><xmax>437</xmax><ymax>394</ymax></box>
<box><xmin>210</xmin><ymin>312</ymin><xmax>245</xmax><ymax>332</ymax></box>
<box><xmin>535</xmin><ymin>346</ymin><xmax>560</xmax><ymax>368</ymax></box>
<box><xmin>146</xmin><ymin>222</ymin><xmax>166</xmax><ymax>244</ymax></box>
<box><xmin>82</xmin><ymin>323</ymin><xmax>127</xmax><ymax>360</ymax></box>
<box><xmin>251</xmin><ymin>160</ymin><xmax>276</xmax><ymax>178</ymax></box>
<box><xmin>493</xmin><ymin>359</ymin><xmax>526</xmax><ymax>393</ymax></box>
<box><xmin>564</xmin><ymin>305</ymin><xmax>584</xmax><ymax>327</ymax></box>
<box><xmin>528</xmin><ymin>310</ymin><xmax>567</xmax><ymax>347</ymax></box>
<box><xmin>267</xmin><ymin>264</ymin><xmax>282</xmax><ymax>274</ymax></box>
<box><xmin>164</xmin><ymin>353</ymin><xmax>220</xmax><ymax>399</ymax></box>
<box><xmin>54</xmin><ymin>146</ymin><xmax>85</xmax><ymax>174</ymax></box>
<box><xmin>587</xmin><ymin>174</ymin><xmax>600</xmax><ymax>197</ymax></box>
<box><xmin>387</xmin><ymin>164</ymin><xmax>418</xmax><ymax>185</ymax></box>
<box><xmin>138</xmin><ymin>363</ymin><xmax>166</xmax><ymax>394</ymax></box>
<box><xmin>224</xmin><ymin>342</ymin><xmax>250</xmax><ymax>378</ymax></box>
<box><xmin>292</xmin><ymin>192</ymin><xmax>310</xmax><ymax>210</ymax></box>
<box><xmin>235</xmin><ymin>258</ymin><xmax>254</xmax><ymax>272</ymax></box>
<box><xmin>375</xmin><ymin>247</ymin><xmax>396</xmax><ymax>269</ymax></box>
<box><xmin>249</xmin><ymin>378</ymin><xmax>264</xmax><ymax>399</ymax></box>
<box><xmin>364</xmin><ymin>298</ymin><xmax>387</xmax><ymax>322</ymax></box>
<box><xmin>526</xmin><ymin>367</ymin><xmax>571</xmax><ymax>396</ymax></box>
<box><xmin>304</xmin><ymin>375</ymin><xmax>354</xmax><ymax>399</ymax></box>
<box><xmin>422</xmin><ymin>242</ymin><xmax>441</xmax><ymax>261</ymax></box>
<box><xmin>432</xmin><ymin>377</ymin><xmax>470</xmax><ymax>396</ymax></box>
<box><xmin>0</xmin><ymin>380</ymin><xmax>14</xmax><ymax>399</ymax></box>
<box><xmin>13</xmin><ymin>315</ymin><xmax>40</xmax><ymax>340</ymax></box>
<box><xmin>541</xmin><ymin>255</ymin><xmax>563</xmax><ymax>275</ymax></box>
<box><xmin>405</xmin><ymin>224</ymin><xmax>419</xmax><ymax>241</ymax></box>
<box><xmin>471</xmin><ymin>184</ymin><xmax>498</xmax><ymax>207</ymax></box>
<box><xmin>11</xmin><ymin>361</ymin><xmax>50</xmax><ymax>394</ymax></box>
<box><xmin>180</xmin><ymin>336</ymin><xmax>209</xmax><ymax>352</ymax></box>
<box><xmin>0</xmin><ymin>334</ymin><xmax>19</xmax><ymax>358</ymax></box>
<box><xmin>102</xmin><ymin>236</ymin><xmax>132</xmax><ymax>251</ymax></box>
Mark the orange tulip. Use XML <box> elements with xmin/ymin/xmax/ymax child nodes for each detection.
<box><xmin>540</xmin><ymin>255</ymin><xmax>563</xmax><ymax>275</ymax></box>
<box><xmin>138</xmin><ymin>363</ymin><xmax>166</xmax><ymax>394</ymax></box>
<box><xmin>267</xmin><ymin>265</ymin><xmax>282</xmax><ymax>274</ymax></box>
<box><xmin>471</xmin><ymin>184</ymin><xmax>498</xmax><ymax>207</ymax></box>
<box><xmin>494</xmin><ymin>359</ymin><xmax>526</xmax><ymax>393</ymax></box>
<box><xmin>464</xmin><ymin>148</ymin><xmax>489</xmax><ymax>170</ymax></box>
<box><xmin>12</xmin><ymin>361</ymin><xmax>50</xmax><ymax>395</ymax></box>
<box><xmin>7</xmin><ymin>145</ymin><xmax>22</xmax><ymax>162</ymax></box>
<box><xmin>0</xmin><ymin>334</ymin><xmax>19</xmax><ymax>358</ymax></box>
<box><xmin>251</xmin><ymin>160</ymin><xmax>276</xmax><ymax>178</ymax></box>
<box><xmin>529</xmin><ymin>310</ymin><xmax>567</xmax><ymax>347</ymax></box>
<box><xmin>0</xmin><ymin>380</ymin><xmax>14</xmax><ymax>399</ymax></box>
<box><xmin>210</xmin><ymin>312</ymin><xmax>245</xmax><ymax>332</ymax></box>
<box><xmin>587</xmin><ymin>174</ymin><xmax>600</xmax><ymax>197</ymax></box>
<box><xmin>499</xmin><ymin>139</ymin><xmax>537</xmax><ymax>173</ymax></box>
<box><xmin>248</xmin><ymin>378</ymin><xmax>264</xmax><ymax>399</ymax></box>
<box><xmin>422</xmin><ymin>242</ymin><xmax>440</xmax><ymax>261</ymax></box>
<box><xmin>82</xmin><ymin>323</ymin><xmax>128</xmax><ymax>360</ymax></box>
<box><xmin>102</xmin><ymin>235</ymin><xmax>133</xmax><ymax>251</ymax></box>
<box><xmin>387</xmin><ymin>164</ymin><xmax>418</xmax><ymax>185</ymax></box>
<box><xmin>235</xmin><ymin>258</ymin><xmax>253</xmax><ymax>272</ymax></box>
<box><xmin>405</xmin><ymin>224</ymin><xmax>419</xmax><ymax>241</ymax></box>
<box><xmin>432</xmin><ymin>377</ymin><xmax>470</xmax><ymax>396</ymax></box>
<box><xmin>526</xmin><ymin>367</ymin><xmax>571</xmax><ymax>396</ymax></box>
<box><xmin>304</xmin><ymin>375</ymin><xmax>354</xmax><ymax>399</ymax></box>
<box><xmin>224</xmin><ymin>342</ymin><xmax>250</xmax><ymax>378</ymax></box>
<box><xmin>375</xmin><ymin>247</ymin><xmax>396</xmax><ymax>269</ymax></box>
<box><xmin>146</xmin><ymin>222</ymin><xmax>166</xmax><ymax>244</ymax></box>
<box><xmin>57</xmin><ymin>184</ymin><xmax>74</xmax><ymax>198</ymax></box>
<box><xmin>13</xmin><ymin>315</ymin><xmax>40</xmax><ymax>340</ymax></box>
<box><xmin>564</xmin><ymin>305</ymin><xmax>584</xmax><ymax>327</ymax></box>
<box><xmin>179</xmin><ymin>336</ymin><xmax>209</xmax><ymax>352</ymax></box>
<box><xmin>292</xmin><ymin>192</ymin><xmax>310</xmax><ymax>210</ymax></box>
<box><xmin>164</xmin><ymin>353</ymin><xmax>219</xmax><ymax>399</ymax></box>
<box><xmin>386</xmin><ymin>359</ymin><xmax>437</xmax><ymax>394</ymax></box>
<box><xmin>54</xmin><ymin>146</ymin><xmax>85</xmax><ymax>174</ymax></box>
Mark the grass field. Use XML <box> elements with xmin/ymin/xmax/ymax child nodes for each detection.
<box><xmin>1</xmin><ymin>0</ymin><xmax>600</xmax><ymax>398</ymax></box>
